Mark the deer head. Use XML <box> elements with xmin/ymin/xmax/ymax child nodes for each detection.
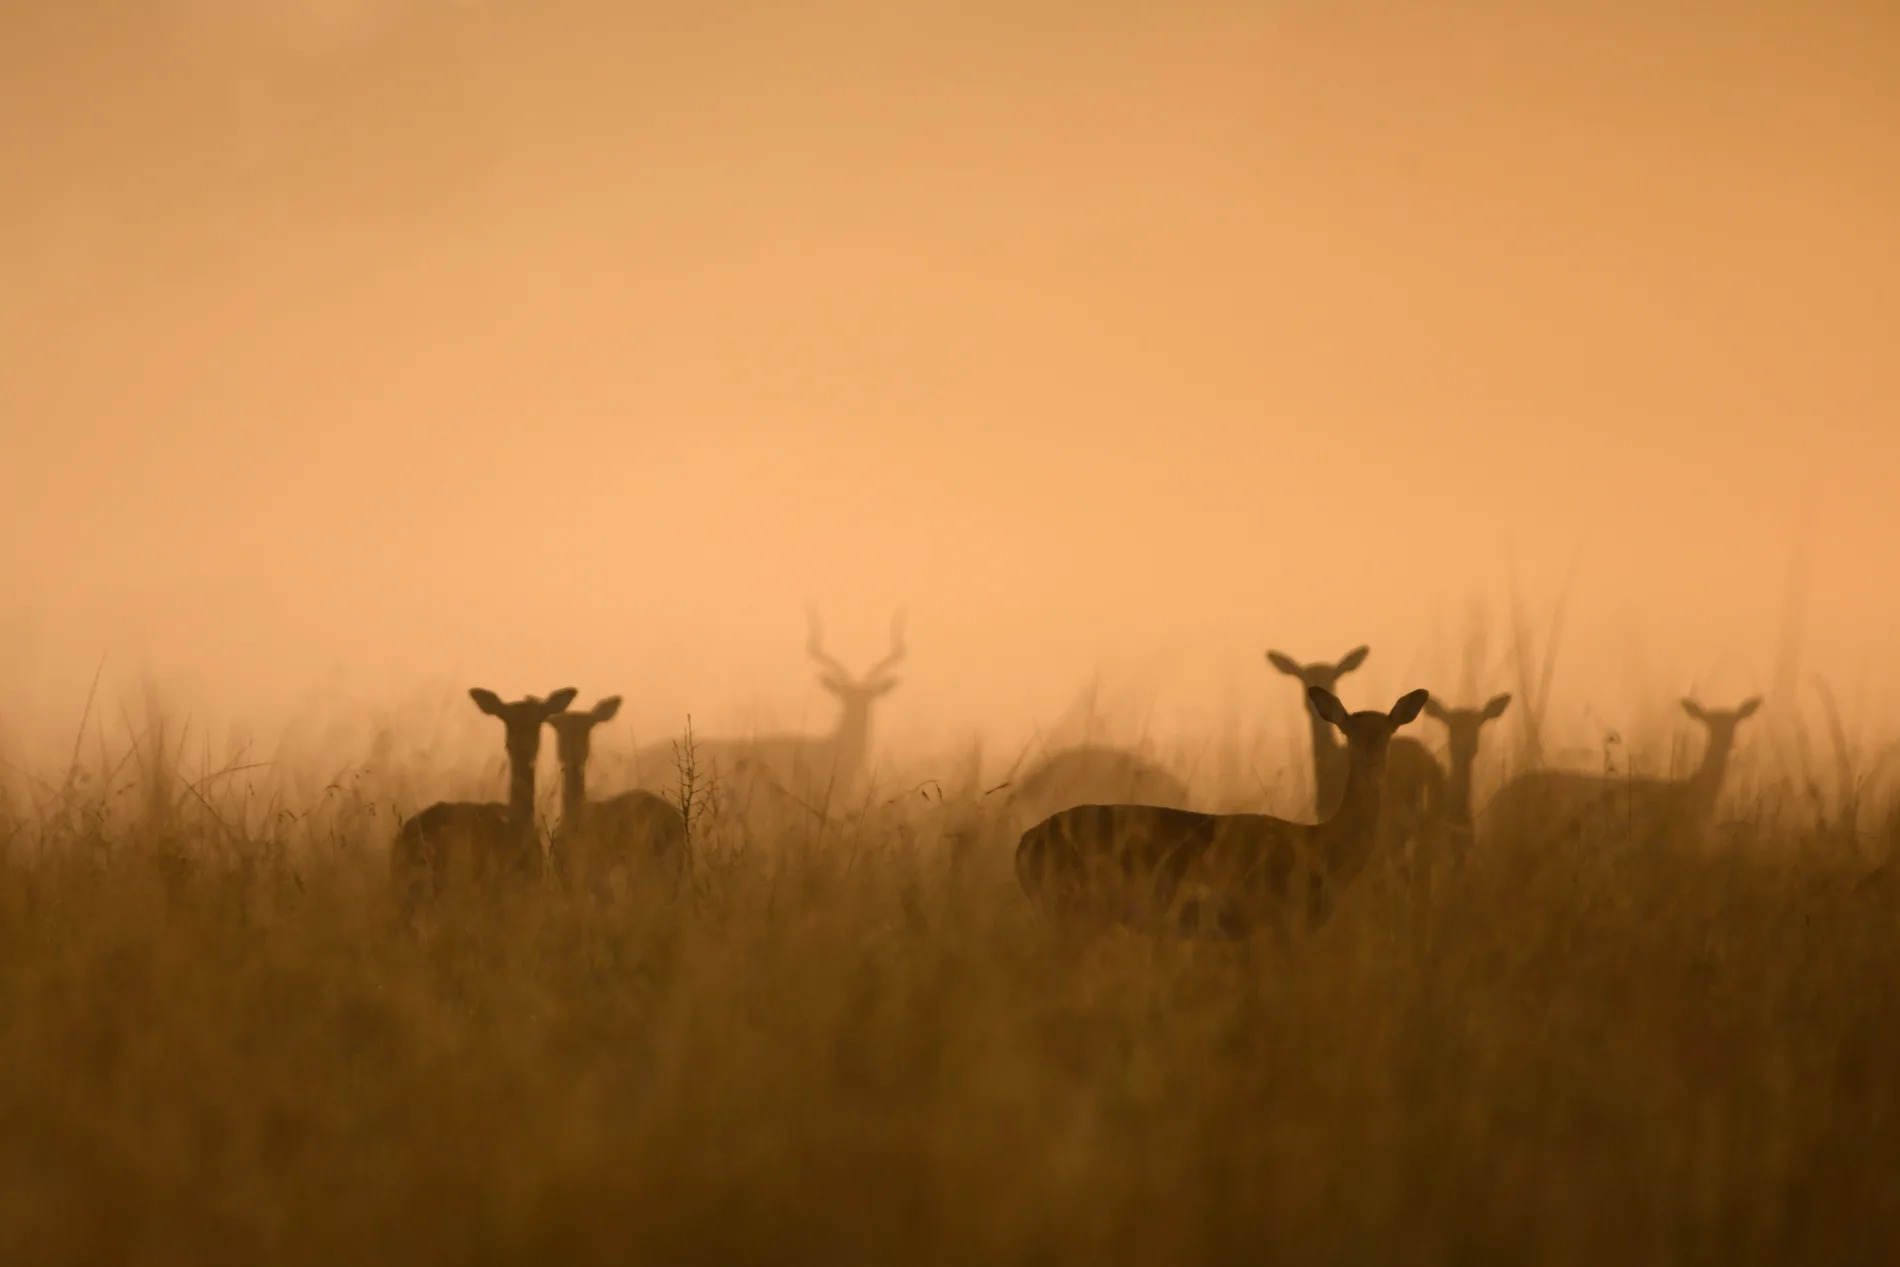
<box><xmin>547</xmin><ymin>695</ymin><xmax>622</xmax><ymax>769</ymax></box>
<box><xmin>1681</xmin><ymin>696</ymin><xmax>1762</xmax><ymax>734</ymax></box>
<box><xmin>1680</xmin><ymin>696</ymin><xmax>1762</xmax><ymax>774</ymax></box>
<box><xmin>807</xmin><ymin>605</ymin><xmax>906</xmax><ymax>705</ymax></box>
<box><xmin>1422</xmin><ymin>693</ymin><xmax>1513</xmax><ymax>768</ymax></box>
<box><xmin>1266</xmin><ymin>645</ymin><xmax>1370</xmax><ymax>701</ymax></box>
<box><xmin>1309</xmin><ymin>685</ymin><xmax>1430</xmax><ymax>765</ymax></box>
<box><xmin>470</xmin><ymin>686</ymin><xmax>578</xmax><ymax>770</ymax></box>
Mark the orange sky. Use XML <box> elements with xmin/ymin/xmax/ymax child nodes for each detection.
<box><xmin>2</xmin><ymin>0</ymin><xmax>1895</xmax><ymax>780</ymax></box>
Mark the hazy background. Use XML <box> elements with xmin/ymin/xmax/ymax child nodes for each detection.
<box><xmin>2</xmin><ymin>0</ymin><xmax>1895</xmax><ymax>783</ymax></box>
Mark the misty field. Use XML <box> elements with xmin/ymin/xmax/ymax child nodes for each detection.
<box><xmin>1</xmin><ymin>726</ymin><xmax>1896</xmax><ymax>1267</ymax></box>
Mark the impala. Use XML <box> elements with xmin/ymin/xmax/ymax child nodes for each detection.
<box><xmin>1416</xmin><ymin>692</ymin><xmax>1512</xmax><ymax>881</ymax></box>
<box><xmin>1481</xmin><ymin>697</ymin><xmax>1761</xmax><ymax>851</ymax></box>
<box><xmin>1016</xmin><ymin>687</ymin><xmax>1429</xmax><ymax>940</ymax></box>
<box><xmin>549</xmin><ymin>695</ymin><xmax>688</xmax><ymax>899</ymax></box>
<box><xmin>629</xmin><ymin>608</ymin><xmax>905</xmax><ymax>814</ymax></box>
<box><xmin>1422</xmin><ymin>693</ymin><xmax>1513</xmax><ymax>837</ymax></box>
<box><xmin>390</xmin><ymin>686</ymin><xmax>576</xmax><ymax>913</ymax></box>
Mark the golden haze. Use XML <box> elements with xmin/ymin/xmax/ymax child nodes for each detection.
<box><xmin>2</xmin><ymin>0</ymin><xmax>1895</xmax><ymax>772</ymax></box>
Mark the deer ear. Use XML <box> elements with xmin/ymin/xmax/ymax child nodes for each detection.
<box><xmin>469</xmin><ymin>688</ymin><xmax>505</xmax><ymax>716</ymax></box>
<box><xmin>1483</xmin><ymin>693</ymin><xmax>1513</xmax><ymax>721</ymax></box>
<box><xmin>1681</xmin><ymin>698</ymin><xmax>1708</xmax><ymax>722</ymax></box>
<box><xmin>866</xmin><ymin>678</ymin><xmax>900</xmax><ymax>698</ymax></box>
<box><xmin>1421</xmin><ymin>697</ymin><xmax>1448</xmax><ymax>722</ymax></box>
<box><xmin>1734</xmin><ymin>697</ymin><xmax>1762</xmax><ymax>720</ymax></box>
<box><xmin>1336</xmin><ymin>646</ymin><xmax>1370</xmax><ymax>674</ymax></box>
<box><xmin>543</xmin><ymin>687</ymin><xmax>579</xmax><ymax>714</ymax></box>
<box><xmin>816</xmin><ymin>672</ymin><xmax>852</xmax><ymax>696</ymax></box>
<box><xmin>1308</xmin><ymin>686</ymin><xmax>1351</xmax><ymax>729</ymax></box>
<box><xmin>1265</xmin><ymin>651</ymin><xmax>1302</xmax><ymax>677</ymax></box>
<box><xmin>591</xmin><ymin>695</ymin><xmax>623</xmax><ymax>723</ymax></box>
<box><xmin>1389</xmin><ymin>688</ymin><xmax>1430</xmax><ymax>727</ymax></box>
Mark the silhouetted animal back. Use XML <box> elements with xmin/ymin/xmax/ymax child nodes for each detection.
<box><xmin>1018</xmin><ymin>809</ymin><xmax>1314</xmax><ymax>938</ymax></box>
<box><xmin>391</xmin><ymin>800</ymin><xmax>542</xmax><ymax>916</ymax></box>
<box><xmin>556</xmin><ymin>790</ymin><xmax>687</xmax><ymax>896</ymax></box>
<box><xmin>1007</xmin><ymin>745</ymin><xmax>1192</xmax><ymax>828</ymax></box>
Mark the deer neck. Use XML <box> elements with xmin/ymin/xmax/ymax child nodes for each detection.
<box><xmin>1679</xmin><ymin>728</ymin><xmax>1736</xmax><ymax>818</ymax></box>
<box><xmin>1314</xmin><ymin>745</ymin><xmax>1388</xmax><ymax>888</ymax></box>
<box><xmin>1444</xmin><ymin>748</ymin><xmax>1477</xmax><ymax>826</ymax></box>
<box><xmin>559</xmin><ymin>758</ymin><xmax>589</xmax><ymax>829</ymax></box>
<box><xmin>827</xmin><ymin>696</ymin><xmax>873</xmax><ymax>786</ymax></box>
<box><xmin>506</xmin><ymin>757</ymin><xmax>537</xmax><ymax>835</ymax></box>
<box><xmin>1305</xmin><ymin>708</ymin><xmax>1349</xmax><ymax>816</ymax></box>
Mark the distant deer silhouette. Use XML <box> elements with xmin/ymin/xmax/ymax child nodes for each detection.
<box><xmin>1482</xmin><ymin>697</ymin><xmax>1761</xmax><ymax>851</ymax></box>
<box><xmin>1017</xmin><ymin>687</ymin><xmax>1429</xmax><ymax>941</ymax></box>
<box><xmin>1418</xmin><ymin>693</ymin><xmax>1512</xmax><ymax>872</ymax></box>
<box><xmin>548</xmin><ymin>696</ymin><xmax>687</xmax><ymax>899</ymax></box>
<box><xmin>1266</xmin><ymin>647</ymin><xmax>1369</xmax><ymax>816</ymax></box>
<box><xmin>391</xmin><ymin>687</ymin><xmax>576</xmax><ymax>912</ymax></box>
<box><xmin>631</xmin><ymin>608</ymin><xmax>906</xmax><ymax>813</ymax></box>
<box><xmin>1002</xmin><ymin>743</ymin><xmax>1193</xmax><ymax>832</ymax></box>
<box><xmin>1266</xmin><ymin>646</ymin><xmax>1444</xmax><ymax>863</ymax></box>
<box><xmin>1422</xmin><ymin>693</ymin><xmax>1513</xmax><ymax>830</ymax></box>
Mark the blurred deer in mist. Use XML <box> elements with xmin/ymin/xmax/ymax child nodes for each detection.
<box><xmin>1419</xmin><ymin>693</ymin><xmax>1513</xmax><ymax>875</ymax></box>
<box><xmin>548</xmin><ymin>696</ymin><xmax>687</xmax><ymax>900</ymax></box>
<box><xmin>946</xmin><ymin>669</ymin><xmax>1197</xmax><ymax>852</ymax></box>
<box><xmin>628</xmin><ymin>609</ymin><xmax>906</xmax><ymax>823</ymax></box>
<box><xmin>995</xmin><ymin>744</ymin><xmax>1193</xmax><ymax>837</ymax></box>
<box><xmin>1265</xmin><ymin>646</ymin><xmax>1446</xmax><ymax>875</ymax></box>
<box><xmin>1016</xmin><ymin>687</ymin><xmax>1430</xmax><ymax>942</ymax></box>
<box><xmin>390</xmin><ymin>687</ymin><xmax>576</xmax><ymax>915</ymax></box>
<box><xmin>1480</xmin><ymin>697</ymin><xmax>1762</xmax><ymax>856</ymax></box>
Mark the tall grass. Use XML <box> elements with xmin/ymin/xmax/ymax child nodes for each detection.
<box><xmin>0</xmin><ymin>704</ymin><xmax>1896</xmax><ymax>1266</ymax></box>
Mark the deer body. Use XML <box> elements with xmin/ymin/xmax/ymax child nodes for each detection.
<box><xmin>628</xmin><ymin>609</ymin><xmax>904</xmax><ymax>813</ymax></box>
<box><xmin>1017</xmin><ymin>687</ymin><xmax>1429</xmax><ymax>940</ymax></box>
<box><xmin>550</xmin><ymin>696</ymin><xmax>686</xmax><ymax>898</ymax></box>
<box><xmin>1480</xmin><ymin>698</ymin><xmax>1760</xmax><ymax>850</ymax></box>
<box><xmin>1417</xmin><ymin>693</ymin><xmax>1513</xmax><ymax>874</ymax></box>
<box><xmin>1427</xmin><ymin>695</ymin><xmax>1514</xmax><ymax>831</ymax></box>
<box><xmin>390</xmin><ymin>687</ymin><xmax>576</xmax><ymax>912</ymax></box>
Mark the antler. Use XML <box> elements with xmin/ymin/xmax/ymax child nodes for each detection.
<box><xmin>863</xmin><ymin>607</ymin><xmax>907</xmax><ymax>683</ymax></box>
<box><xmin>805</xmin><ymin>604</ymin><xmax>906</xmax><ymax>686</ymax></box>
<box><xmin>806</xmin><ymin>603</ymin><xmax>853</xmax><ymax>680</ymax></box>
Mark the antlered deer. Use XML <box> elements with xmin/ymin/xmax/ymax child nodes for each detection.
<box><xmin>629</xmin><ymin>608</ymin><xmax>906</xmax><ymax>820</ymax></box>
